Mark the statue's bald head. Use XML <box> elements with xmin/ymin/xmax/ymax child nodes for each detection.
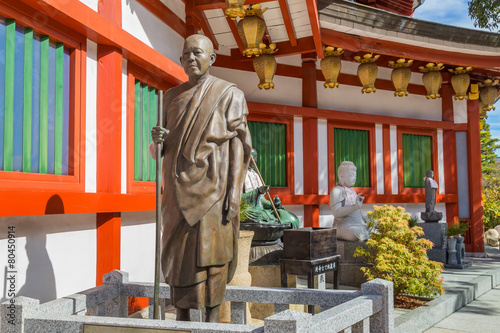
<box><xmin>183</xmin><ymin>34</ymin><xmax>214</xmax><ymax>54</ymax></box>
<box><xmin>181</xmin><ymin>34</ymin><xmax>216</xmax><ymax>81</ymax></box>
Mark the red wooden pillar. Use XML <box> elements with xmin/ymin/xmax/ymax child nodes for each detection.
<box><xmin>467</xmin><ymin>99</ymin><xmax>485</xmax><ymax>253</ymax></box>
<box><xmin>441</xmin><ymin>79</ymin><xmax>459</xmax><ymax>225</ymax></box>
<box><xmin>185</xmin><ymin>0</ymin><xmax>199</xmax><ymax>36</ymax></box>
<box><xmin>96</xmin><ymin>0</ymin><xmax>123</xmax><ymax>284</ymax></box>
<box><xmin>302</xmin><ymin>53</ymin><xmax>319</xmax><ymax>227</ymax></box>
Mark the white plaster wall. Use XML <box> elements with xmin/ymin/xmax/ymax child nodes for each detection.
<box><xmin>284</xmin><ymin>205</ymin><xmax>304</xmax><ymax>229</ymax></box>
<box><xmin>453</xmin><ymin>99</ymin><xmax>468</xmax><ymax>123</ymax></box>
<box><xmin>319</xmin><ymin>205</ymin><xmax>334</xmax><ymax>228</ymax></box>
<box><xmin>390</xmin><ymin>125</ymin><xmax>398</xmax><ymax>194</ymax></box>
<box><xmin>293</xmin><ymin>117</ymin><xmax>304</xmax><ymax>195</ymax></box>
<box><xmin>121</xmin><ymin>211</ymin><xmax>156</xmax><ymax>283</ymax></box>
<box><xmin>210</xmin><ymin>67</ymin><xmax>303</xmax><ymax>107</ymax></box>
<box><xmin>121</xmin><ymin>59</ymin><xmax>128</xmax><ymax>194</ymax></box>
<box><xmin>317</xmin><ymin>81</ymin><xmax>442</xmax><ymax>121</ymax></box>
<box><xmin>456</xmin><ymin>132</ymin><xmax>470</xmax><ymax>218</ymax></box>
<box><xmin>0</xmin><ymin>214</ymin><xmax>96</xmax><ymax>304</ymax></box>
<box><xmin>85</xmin><ymin>40</ymin><xmax>98</xmax><ymax>193</ymax></box>
<box><xmin>122</xmin><ymin>0</ymin><xmax>184</xmax><ymax>66</ymax></box>
<box><xmin>317</xmin><ymin>119</ymin><xmax>329</xmax><ymax>195</ymax></box>
<box><xmin>79</xmin><ymin>0</ymin><xmax>98</xmax><ymax>11</ymax></box>
<box><xmin>160</xmin><ymin>0</ymin><xmax>186</xmax><ymax>21</ymax></box>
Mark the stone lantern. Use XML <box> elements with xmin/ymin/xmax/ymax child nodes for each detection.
<box><xmin>354</xmin><ymin>53</ymin><xmax>380</xmax><ymax>94</ymax></box>
<box><xmin>449</xmin><ymin>67</ymin><xmax>472</xmax><ymax>100</ymax></box>
<box><xmin>320</xmin><ymin>46</ymin><xmax>343</xmax><ymax>89</ymax></box>
<box><xmin>253</xmin><ymin>43</ymin><xmax>277</xmax><ymax>90</ymax></box>
<box><xmin>419</xmin><ymin>63</ymin><xmax>444</xmax><ymax>99</ymax></box>
<box><xmin>237</xmin><ymin>5</ymin><xmax>267</xmax><ymax>57</ymax></box>
<box><xmin>389</xmin><ymin>59</ymin><xmax>413</xmax><ymax>97</ymax></box>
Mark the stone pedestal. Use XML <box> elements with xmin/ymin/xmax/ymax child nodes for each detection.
<box><xmin>330</xmin><ymin>240</ymin><xmax>372</xmax><ymax>288</ymax></box>
<box><xmin>417</xmin><ymin>221</ymin><xmax>447</xmax><ymax>264</ymax></box>
<box><xmin>421</xmin><ymin>211</ymin><xmax>443</xmax><ymax>222</ymax></box>
<box><xmin>220</xmin><ymin>230</ymin><xmax>254</xmax><ymax>324</ymax></box>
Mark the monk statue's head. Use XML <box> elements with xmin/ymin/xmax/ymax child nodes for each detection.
<box><xmin>426</xmin><ymin>170</ymin><xmax>434</xmax><ymax>178</ymax></box>
<box><xmin>181</xmin><ymin>34</ymin><xmax>216</xmax><ymax>81</ymax></box>
<box><xmin>338</xmin><ymin>161</ymin><xmax>357</xmax><ymax>187</ymax></box>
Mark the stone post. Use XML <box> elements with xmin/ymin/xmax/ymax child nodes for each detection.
<box><xmin>102</xmin><ymin>270</ymin><xmax>129</xmax><ymax>318</ymax></box>
<box><xmin>1</xmin><ymin>296</ymin><xmax>40</xmax><ymax>333</ymax></box>
<box><xmin>264</xmin><ymin>309</ymin><xmax>312</xmax><ymax>333</ymax></box>
<box><xmin>361</xmin><ymin>279</ymin><xmax>394</xmax><ymax>333</ymax></box>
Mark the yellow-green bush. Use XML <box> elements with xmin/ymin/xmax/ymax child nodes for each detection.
<box><xmin>354</xmin><ymin>205</ymin><xmax>444</xmax><ymax>298</ymax></box>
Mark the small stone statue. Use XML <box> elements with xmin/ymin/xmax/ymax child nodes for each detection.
<box><xmin>329</xmin><ymin>161</ymin><xmax>371</xmax><ymax>242</ymax></box>
<box><xmin>421</xmin><ymin>170</ymin><xmax>443</xmax><ymax>222</ymax></box>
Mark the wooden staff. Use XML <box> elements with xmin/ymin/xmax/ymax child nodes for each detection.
<box><xmin>153</xmin><ymin>97</ymin><xmax>163</xmax><ymax>320</ymax></box>
<box><xmin>250</xmin><ymin>156</ymin><xmax>282</xmax><ymax>224</ymax></box>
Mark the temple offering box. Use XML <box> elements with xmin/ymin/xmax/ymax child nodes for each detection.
<box><xmin>283</xmin><ymin>227</ymin><xmax>337</xmax><ymax>260</ymax></box>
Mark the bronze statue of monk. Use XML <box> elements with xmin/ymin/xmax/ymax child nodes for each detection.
<box><xmin>151</xmin><ymin>34</ymin><xmax>252</xmax><ymax>322</ymax></box>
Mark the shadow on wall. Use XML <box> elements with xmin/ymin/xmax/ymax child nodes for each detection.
<box><xmin>1</xmin><ymin>195</ymin><xmax>62</xmax><ymax>304</ymax></box>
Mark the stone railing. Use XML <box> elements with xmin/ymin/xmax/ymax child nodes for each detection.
<box><xmin>1</xmin><ymin>270</ymin><xmax>393</xmax><ymax>333</ymax></box>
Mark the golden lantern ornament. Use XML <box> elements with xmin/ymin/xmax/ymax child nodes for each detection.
<box><xmin>224</xmin><ymin>0</ymin><xmax>246</xmax><ymax>20</ymax></box>
<box><xmin>389</xmin><ymin>58</ymin><xmax>413</xmax><ymax>97</ymax></box>
<box><xmin>449</xmin><ymin>67</ymin><xmax>472</xmax><ymax>100</ymax></box>
<box><xmin>354</xmin><ymin>53</ymin><xmax>380</xmax><ymax>93</ymax></box>
<box><xmin>320</xmin><ymin>46</ymin><xmax>343</xmax><ymax>89</ymax></box>
<box><xmin>479</xmin><ymin>79</ymin><xmax>499</xmax><ymax>112</ymax></box>
<box><xmin>419</xmin><ymin>63</ymin><xmax>445</xmax><ymax>99</ymax></box>
<box><xmin>237</xmin><ymin>4</ymin><xmax>267</xmax><ymax>57</ymax></box>
<box><xmin>253</xmin><ymin>43</ymin><xmax>278</xmax><ymax>90</ymax></box>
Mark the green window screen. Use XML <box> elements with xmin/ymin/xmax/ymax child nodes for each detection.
<box><xmin>402</xmin><ymin>134</ymin><xmax>432</xmax><ymax>188</ymax></box>
<box><xmin>248</xmin><ymin>121</ymin><xmax>286</xmax><ymax>187</ymax></box>
<box><xmin>0</xmin><ymin>17</ymin><xmax>71</xmax><ymax>175</ymax></box>
<box><xmin>134</xmin><ymin>80</ymin><xmax>161</xmax><ymax>182</ymax></box>
<box><xmin>334</xmin><ymin>128</ymin><xmax>370</xmax><ymax>187</ymax></box>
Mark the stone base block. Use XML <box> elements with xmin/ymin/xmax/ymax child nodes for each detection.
<box><xmin>248</xmin><ymin>264</ymin><xmax>281</xmax><ymax>320</ymax></box>
<box><xmin>427</xmin><ymin>248</ymin><xmax>447</xmax><ymax>264</ymax></box>
<box><xmin>421</xmin><ymin>211</ymin><xmax>443</xmax><ymax>222</ymax></box>
<box><xmin>329</xmin><ymin>240</ymin><xmax>372</xmax><ymax>288</ymax></box>
<box><xmin>444</xmin><ymin>262</ymin><xmax>472</xmax><ymax>269</ymax></box>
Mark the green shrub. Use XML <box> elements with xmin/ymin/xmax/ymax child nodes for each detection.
<box><xmin>483</xmin><ymin>184</ymin><xmax>500</xmax><ymax>231</ymax></box>
<box><xmin>354</xmin><ymin>205</ymin><xmax>444</xmax><ymax>298</ymax></box>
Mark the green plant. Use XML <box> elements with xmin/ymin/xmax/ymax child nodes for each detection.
<box><xmin>408</xmin><ymin>216</ymin><xmax>418</xmax><ymax>228</ymax></box>
<box><xmin>240</xmin><ymin>198</ymin><xmax>252</xmax><ymax>222</ymax></box>
<box><xmin>354</xmin><ymin>205</ymin><xmax>444</xmax><ymax>298</ymax></box>
<box><xmin>447</xmin><ymin>221</ymin><xmax>470</xmax><ymax>237</ymax></box>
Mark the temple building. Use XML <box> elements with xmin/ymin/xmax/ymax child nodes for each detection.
<box><xmin>1</xmin><ymin>0</ymin><xmax>499</xmax><ymax>311</ymax></box>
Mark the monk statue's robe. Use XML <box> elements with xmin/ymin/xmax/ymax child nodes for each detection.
<box><xmin>156</xmin><ymin>75</ymin><xmax>252</xmax><ymax>309</ymax></box>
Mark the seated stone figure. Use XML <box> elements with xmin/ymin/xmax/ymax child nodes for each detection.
<box><xmin>242</xmin><ymin>149</ymin><xmax>299</xmax><ymax>229</ymax></box>
<box><xmin>330</xmin><ymin>161</ymin><xmax>371</xmax><ymax>242</ymax></box>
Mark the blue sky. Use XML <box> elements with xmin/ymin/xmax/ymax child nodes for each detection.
<box><xmin>413</xmin><ymin>0</ymin><xmax>500</xmax><ymax>148</ymax></box>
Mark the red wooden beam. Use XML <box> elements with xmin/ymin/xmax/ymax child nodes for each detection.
<box><xmin>193</xmin><ymin>9</ymin><xmax>219</xmax><ymax>49</ymax></box>
<box><xmin>305</xmin><ymin>0</ymin><xmax>323</xmax><ymax>58</ymax></box>
<box><xmin>321</xmin><ymin>28</ymin><xmax>500</xmax><ymax>69</ymax></box>
<box><xmin>229</xmin><ymin>36</ymin><xmax>316</xmax><ymax>60</ymax></box>
<box><xmin>196</xmin><ymin>0</ymin><xmax>275</xmax><ymax>11</ymax></box>
<box><xmin>136</xmin><ymin>0</ymin><xmax>186</xmax><ymax>37</ymax></box>
<box><xmin>225</xmin><ymin>16</ymin><xmax>245</xmax><ymax>53</ymax></box>
<box><xmin>278</xmin><ymin>0</ymin><xmax>297</xmax><ymax>47</ymax></box>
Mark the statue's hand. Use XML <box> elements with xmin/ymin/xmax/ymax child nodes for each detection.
<box><xmin>151</xmin><ymin>126</ymin><xmax>169</xmax><ymax>145</ymax></box>
<box><xmin>258</xmin><ymin>185</ymin><xmax>270</xmax><ymax>194</ymax></box>
<box><xmin>356</xmin><ymin>193</ymin><xmax>365</xmax><ymax>209</ymax></box>
<box><xmin>225</xmin><ymin>188</ymin><xmax>239</xmax><ymax>223</ymax></box>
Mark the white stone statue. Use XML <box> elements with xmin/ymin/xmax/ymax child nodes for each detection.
<box><xmin>329</xmin><ymin>161</ymin><xmax>371</xmax><ymax>242</ymax></box>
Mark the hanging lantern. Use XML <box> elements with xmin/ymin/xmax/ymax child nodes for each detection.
<box><xmin>354</xmin><ymin>53</ymin><xmax>380</xmax><ymax>94</ymax></box>
<box><xmin>448</xmin><ymin>67</ymin><xmax>472</xmax><ymax>100</ymax></box>
<box><xmin>237</xmin><ymin>5</ymin><xmax>267</xmax><ymax>58</ymax></box>
<box><xmin>224</xmin><ymin>0</ymin><xmax>246</xmax><ymax>20</ymax></box>
<box><xmin>320</xmin><ymin>46</ymin><xmax>343</xmax><ymax>89</ymax></box>
<box><xmin>253</xmin><ymin>43</ymin><xmax>277</xmax><ymax>90</ymax></box>
<box><xmin>419</xmin><ymin>63</ymin><xmax>444</xmax><ymax>99</ymax></box>
<box><xmin>479</xmin><ymin>79</ymin><xmax>499</xmax><ymax>112</ymax></box>
<box><xmin>388</xmin><ymin>59</ymin><xmax>413</xmax><ymax>97</ymax></box>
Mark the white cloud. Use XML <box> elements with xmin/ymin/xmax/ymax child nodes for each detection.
<box><xmin>413</xmin><ymin>0</ymin><xmax>486</xmax><ymax>31</ymax></box>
